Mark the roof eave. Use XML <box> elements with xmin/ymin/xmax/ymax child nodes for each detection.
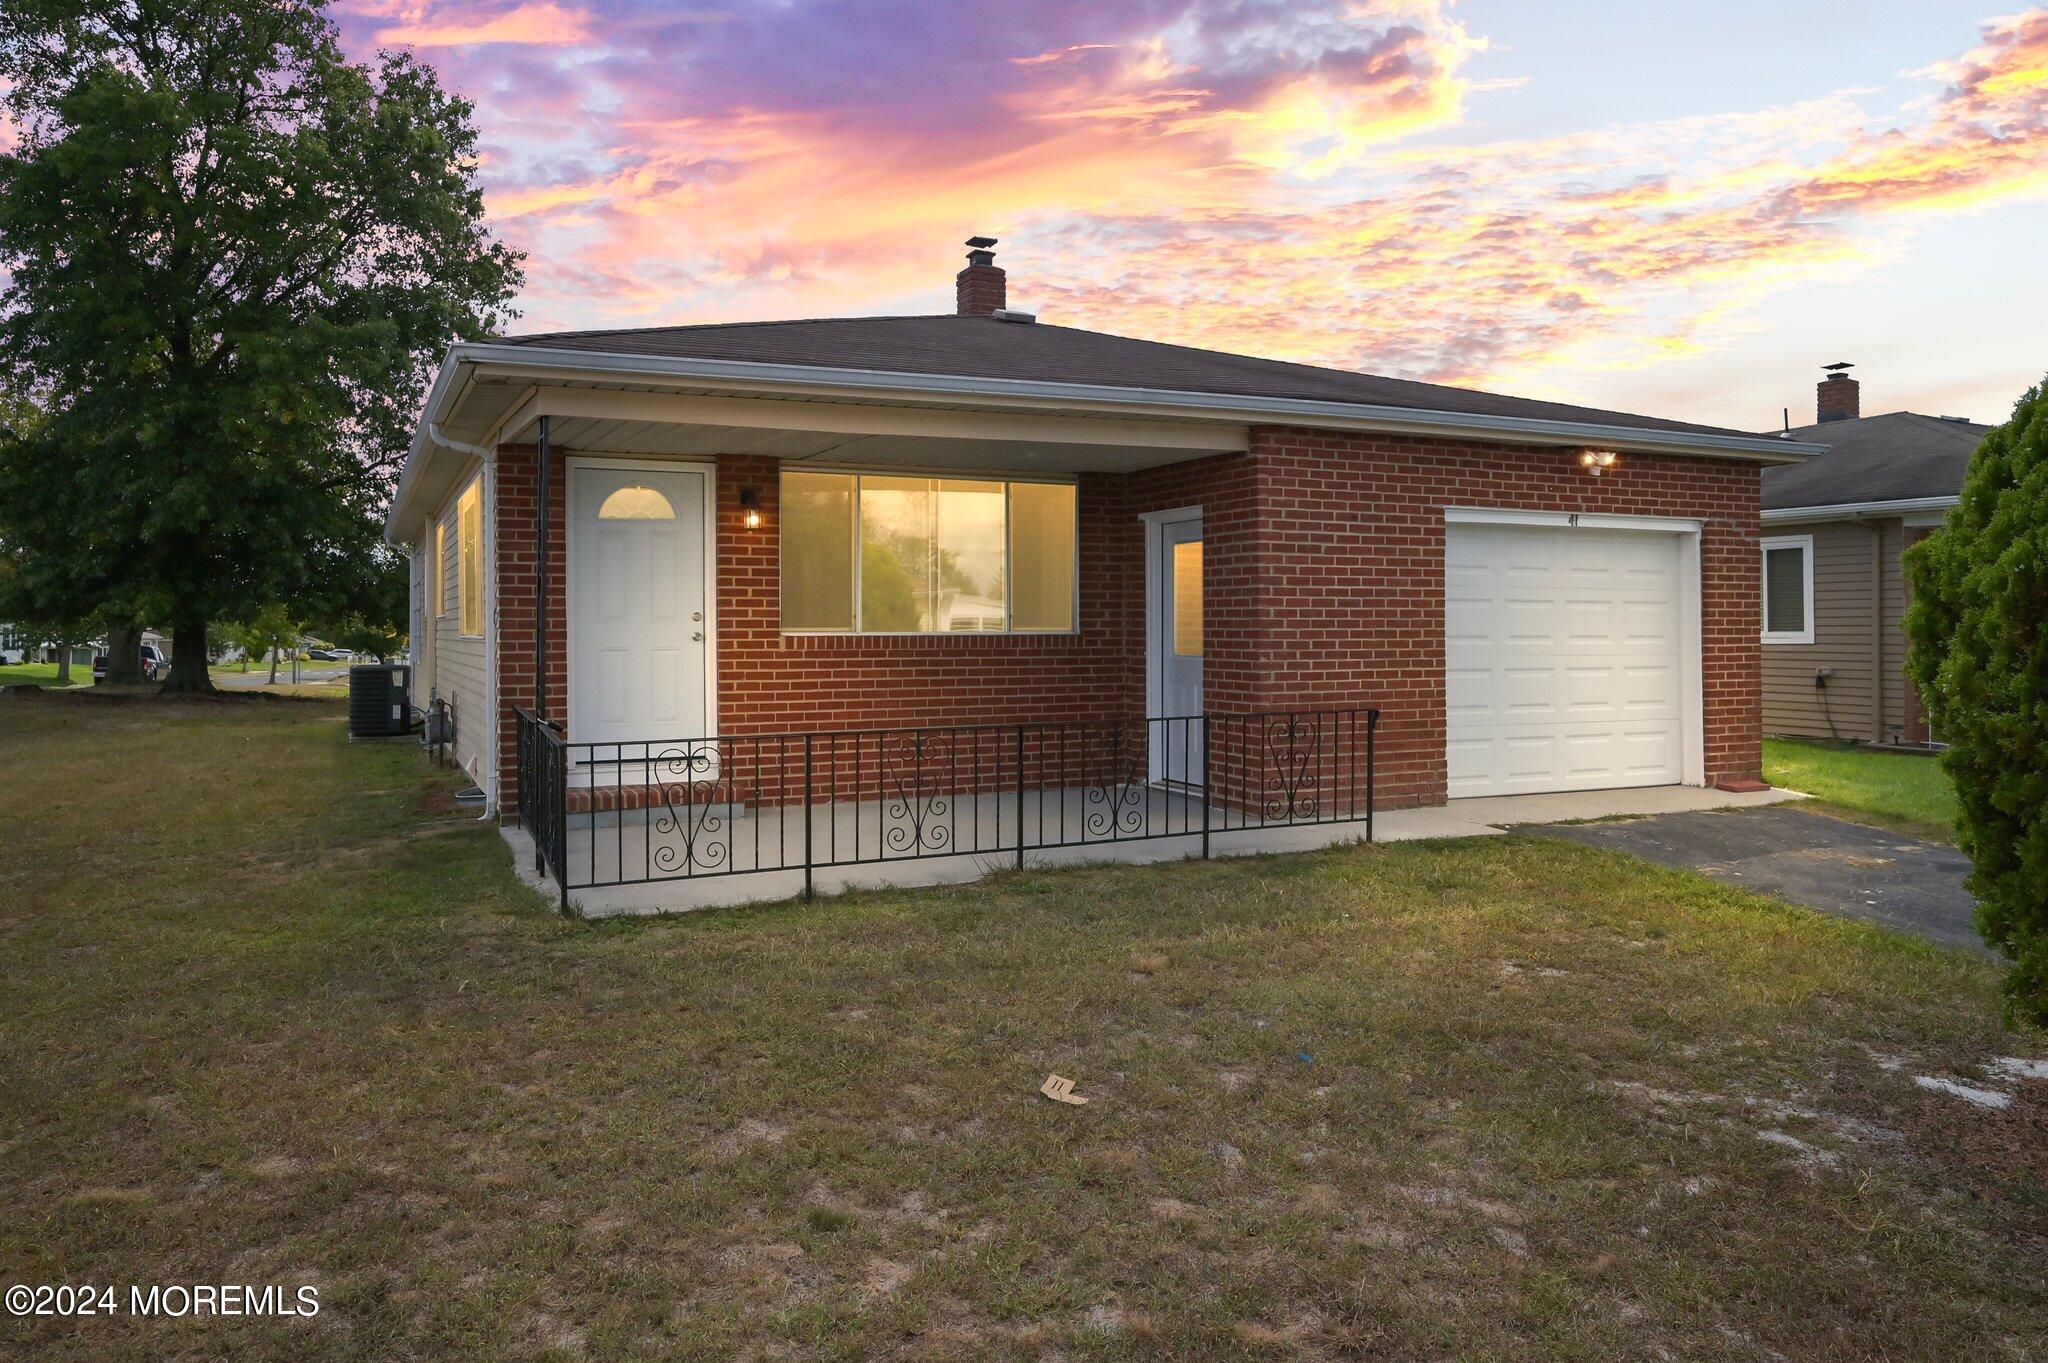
<box><xmin>1761</xmin><ymin>494</ymin><xmax>1960</xmax><ymax>523</ymax></box>
<box><xmin>385</xmin><ymin>342</ymin><xmax>1823</xmax><ymax>536</ymax></box>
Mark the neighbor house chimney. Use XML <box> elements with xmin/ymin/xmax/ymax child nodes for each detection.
<box><xmin>956</xmin><ymin>236</ymin><xmax>1006</xmax><ymax>316</ymax></box>
<box><xmin>1817</xmin><ymin>361</ymin><xmax>1859</xmax><ymax>423</ymax></box>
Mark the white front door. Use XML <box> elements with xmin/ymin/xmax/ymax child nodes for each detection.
<box><xmin>1444</xmin><ymin>522</ymin><xmax>1687</xmax><ymax>797</ymax></box>
<box><xmin>570</xmin><ymin>463</ymin><xmax>712</xmax><ymax>749</ymax></box>
<box><xmin>1149</xmin><ymin>513</ymin><xmax>1204</xmax><ymax>781</ymax></box>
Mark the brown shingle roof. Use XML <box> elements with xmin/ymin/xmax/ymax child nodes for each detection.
<box><xmin>499</xmin><ymin>313</ymin><xmax>1754</xmax><ymax>440</ymax></box>
<box><xmin>1762</xmin><ymin>411</ymin><xmax>1991</xmax><ymax>509</ymax></box>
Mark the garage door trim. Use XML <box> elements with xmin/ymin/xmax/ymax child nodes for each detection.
<box><xmin>1444</xmin><ymin>506</ymin><xmax>1706</xmax><ymax>791</ymax></box>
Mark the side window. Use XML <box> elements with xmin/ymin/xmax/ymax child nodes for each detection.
<box><xmin>458</xmin><ymin>479</ymin><xmax>484</xmax><ymax>637</ymax></box>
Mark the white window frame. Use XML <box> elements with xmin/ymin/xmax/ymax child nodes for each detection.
<box><xmin>1760</xmin><ymin>533</ymin><xmax>1815</xmax><ymax>645</ymax></box>
<box><xmin>456</xmin><ymin>476</ymin><xmax>485</xmax><ymax>639</ymax></box>
<box><xmin>779</xmin><ymin>467</ymin><xmax>1080</xmax><ymax>636</ymax></box>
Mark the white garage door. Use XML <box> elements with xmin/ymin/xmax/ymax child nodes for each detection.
<box><xmin>1445</xmin><ymin>522</ymin><xmax>1688</xmax><ymax>798</ymax></box>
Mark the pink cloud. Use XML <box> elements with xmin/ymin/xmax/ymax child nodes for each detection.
<box><xmin>330</xmin><ymin>2</ymin><xmax>2048</xmax><ymax>391</ymax></box>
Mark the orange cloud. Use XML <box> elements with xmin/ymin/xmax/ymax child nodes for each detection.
<box><xmin>375</xmin><ymin>2</ymin><xmax>590</xmax><ymax>47</ymax></box>
<box><xmin>352</xmin><ymin>1</ymin><xmax>2046</xmax><ymax>396</ymax></box>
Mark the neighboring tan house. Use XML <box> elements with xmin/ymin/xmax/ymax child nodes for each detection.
<box><xmin>384</xmin><ymin>238</ymin><xmax>1820</xmax><ymax>906</ymax></box>
<box><xmin>1759</xmin><ymin>365</ymin><xmax>1990</xmax><ymax>747</ymax></box>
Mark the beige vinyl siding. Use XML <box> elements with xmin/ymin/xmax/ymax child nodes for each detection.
<box><xmin>411</xmin><ymin>537</ymin><xmax>435</xmax><ymax>699</ymax></box>
<box><xmin>427</xmin><ymin>468</ymin><xmax>490</xmax><ymax>786</ymax></box>
<box><xmin>1761</xmin><ymin>517</ymin><xmax>1912</xmax><ymax>742</ymax></box>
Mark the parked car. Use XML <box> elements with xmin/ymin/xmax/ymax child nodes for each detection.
<box><xmin>305</xmin><ymin>647</ymin><xmax>345</xmax><ymax>661</ymax></box>
<box><xmin>92</xmin><ymin>644</ymin><xmax>170</xmax><ymax>682</ymax></box>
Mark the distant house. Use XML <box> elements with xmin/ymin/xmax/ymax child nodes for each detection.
<box><xmin>0</xmin><ymin>626</ymin><xmax>93</xmax><ymax>669</ymax></box>
<box><xmin>1759</xmin><ymin>365</ymin><xmax>1990</xmax><ymax>747</ymax></box>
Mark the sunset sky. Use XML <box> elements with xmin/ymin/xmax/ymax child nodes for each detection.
<box><xmin>333</xmin><ymin>0</ymin><xmax>2048</xmax><ymax>431</ymax></box>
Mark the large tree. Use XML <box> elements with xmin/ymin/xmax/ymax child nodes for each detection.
<box><xmin>1903</xmin><ymin>379</ymin><xmax>2048</xmax><ymax>1026</ymax></box>
<box><xmin>0</xmin><ymin>0</ymin><xmax>520</xmax><ymax>690</ymax></box>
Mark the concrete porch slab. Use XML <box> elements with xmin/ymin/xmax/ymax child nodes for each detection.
<box><xmin>497</xmin><ymin>782</ymin><xmax>1804</xmax><ymax>916</ymax></box>
<box><xmin>500</xmin><ymin>817</ymin><xmax>1374</xmax><ymax>917</ymax></box>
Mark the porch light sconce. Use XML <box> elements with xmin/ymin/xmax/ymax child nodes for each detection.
<box><xmin>1578</xmin><ymin>449</ymin><xmax>1620</xmax><ymax>477</ymax></box>
<box><xmin>739</xmin><ymin>487</ymin><xmax>763</xmax><ymax>530</ymax></box>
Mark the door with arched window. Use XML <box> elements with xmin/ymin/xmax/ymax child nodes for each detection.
<box><xmin>569</xmin><ymin>462</ymin><xmax>713</xmax><ymax>749</ymax></box>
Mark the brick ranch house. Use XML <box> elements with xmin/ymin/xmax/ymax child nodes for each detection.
<box><xmin>384</xmin><ymin>239</ymin><xmax>1822</xmax><ymax>908</ymax></box>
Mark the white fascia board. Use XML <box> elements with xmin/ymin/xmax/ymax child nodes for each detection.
<box><xmin>454</xmin><ymin>343</ymin><xmax>1826</xmax><ymax>459</ymax></box>
<box><xmin>1760</xmin><ymin>495</ymin><xmax>1958</xmax><ymax>524</ymax></box>
<box><xmin>387</xmin><ymin>341</ymin><xmax>1827</xmax><ymax>540</ymax></box>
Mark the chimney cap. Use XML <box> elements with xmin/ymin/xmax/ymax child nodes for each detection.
<box><xmin>965</xmin><ymin>235</ymin><xmax>997</xmax><ymax>250</ymax></box>
<box><xmin>1822</xmin><ymin>361</ymin><xmax>1855</xmax><ymax>374</ymax></box>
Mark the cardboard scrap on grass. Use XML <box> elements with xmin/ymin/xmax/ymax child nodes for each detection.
<box><xmin>1040</xmin><ymin>1074</ymin><xmax>1088</xmax><ymax>1106</ymax></box>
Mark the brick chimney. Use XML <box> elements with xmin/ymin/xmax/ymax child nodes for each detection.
<box><xmin>955</xmin><ymin>236</ymin><xmax>1005</xmax><ymax>316</ymax></box>
<box><xmin>1817</xmin><ymin>362</ymin><xmax>1859</xmax><ymax>423</ymax></box>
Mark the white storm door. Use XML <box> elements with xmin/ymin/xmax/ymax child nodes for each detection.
<box><xmin>1150</xmin><ymin>514</ymin><xmax>1205</xmax><ymax>782</ymax></box>
<box><xmin>570</xmin><ymin>464</ymin><xmax>711</xmax><ymax>750</ymax></box>
<box><xmin>1444</xmin><ymin>523</ymin><xmax>1686</xmax><ymax>798</ymax></box>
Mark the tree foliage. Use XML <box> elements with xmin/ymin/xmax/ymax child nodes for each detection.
<box><xmin>230</xmin><ymin>603</ymin><xmax>300</xmax><ymax>685</ymax></box>
<box><xmin>1903</xmin><ymin>379</ymin><xmax>2048</xmax><ymax>1025</ymax></box>
<box><xmin>0</xmin><ymin>0</ymin><xmax>520</xmax><ymax>689</ymax></box>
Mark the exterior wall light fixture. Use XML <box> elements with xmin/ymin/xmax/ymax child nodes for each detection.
<box><xmin>1578</xmin><ymin>449</ymin><xmax>1620</xmax><ymax>477</ymax></box>
<box><xmin>739</xmin><ymin>487</ymin><xmax>763</xmax><ymax>530</ymax></box>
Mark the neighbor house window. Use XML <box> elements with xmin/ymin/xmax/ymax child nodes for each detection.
<box><xmin>458</xmin><ymin>478</ymin><xmax>483</xmax><ymax>637</ymax></box>
<box><xmin>780</xmin><ymin>471</ymin><xmax>1076</xmax><ymax>633</ymax></box>
<box><xmin>1760</xmin><ymin>534</ymin><xmax>1813</xmax><ymax>644</ymax></box>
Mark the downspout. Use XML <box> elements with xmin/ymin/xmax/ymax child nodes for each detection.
<box><xmin>427</xmin><ymin>422</ymin><xmax>496</xmax><ymax>464</ymax></box>
<box><xmin>1867</xmin><ymin>521</ymin><xmax>1885</xmax><ymax>745</ymax></box>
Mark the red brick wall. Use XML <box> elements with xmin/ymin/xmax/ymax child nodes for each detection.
<box><xmin>491</xmin><ymin>433</ymin><xmax>1763</xmax><ymax>811</ymax></box>
<box><xmin>1240</xmin><ymin>426</ymin><xmax>1762</xmax><ymax>805</ymax></box>
<box><xmin>492</xmin><ymin>441</ymin><xmax>567</xmax><ymax>808</ymax></box>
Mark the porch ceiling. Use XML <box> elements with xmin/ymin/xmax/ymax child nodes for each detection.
<box><xmin>456</xmin><ymin>375</ymin><xmax>1250</xmax><ymax>475</ymax></box>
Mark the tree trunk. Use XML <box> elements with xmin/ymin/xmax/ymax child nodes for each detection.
<box><xmin>267</xmin><ymin>648</ymin><xmax>279</xmax><ymax>685</ymax></box>
<box><xmin>55</xmin><ymin>648</ymin><xmax>72</xmax><ymax>685</ymax></box>
<box><xmin>103</xmin><ymin>621</ymin><xmax>145</xmax><ymax>685</ymax></box>
<box><xmin>164</xmin><ymin>614</ymin><xmax>214</xmax><ymax>693</ymax></box>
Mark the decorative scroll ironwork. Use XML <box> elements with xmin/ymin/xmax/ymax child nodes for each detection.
<box><xmin>521</xmin><ymin>708</ymin><xmax>1378</xmax><ymax>900</ymax></box>
<box><xmin>652</xmin><ymin>742</ymin><xmax>730</xmax><ymax>872</ymax></box>
<box><xmin>1260</xmin><ymin>715</ymin><xmax>1321</xmax><ymax>820</ymax></box>
<box><xmin>1082</xmin><ymin>722</ymin><xmax>1149</xmax><ymax>836</ymax></box>
<box><xmin>880</xmin><ymin>730</ymin><xmax>953</xmax><ymax>854</ymax></box>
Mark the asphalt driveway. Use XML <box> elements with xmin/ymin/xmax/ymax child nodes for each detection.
<box><xmin>1528</xmin><ymin>805</ymin><xmax>1984</xmax><ymax>954</ymax></box>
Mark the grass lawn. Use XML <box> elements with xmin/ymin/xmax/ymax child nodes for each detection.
<box><xmin>3</xmin><ymin>695</ymin><xmax>2044</xmax><ymax>1361</ymax></box>
<box><xmin>1765</xmin><ymin>737</ymin><xmax>1961</xmax><ymax>842</ymax></box>
<box><xmin>0</xmin><ymin>661</ymin><xmax>89</xmax><ymax>689</ymax></box>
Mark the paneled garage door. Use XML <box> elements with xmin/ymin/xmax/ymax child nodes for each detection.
<box><xmin>1445</xmin><ymin>522</ymin><xmax>1689</xmax><ymax>798</ymax></box>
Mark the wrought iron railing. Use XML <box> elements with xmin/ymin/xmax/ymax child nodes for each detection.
<box><xmin>511</xmin><ymin>707</ymin><xmax>1379</xmax><ymax>910</ymax></box>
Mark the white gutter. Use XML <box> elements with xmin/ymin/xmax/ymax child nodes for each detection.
<box><xmin>1761</xmin><ymin>494</ymin><xmax>1958</xmax><ymax>523</ymax></box>
<box><xmin>386</xmin><ymin>340</ymin><xmax>1826</xmax><ymax>539</ymax></box>
<box><xmin>460</xmin><ymin>342</ymin><xmax>1827</xmax><ymax>459</ymax></box>
<box><xmin>429</xmin><ymin>421</ymin><xmax>498</xmax><ymax>464</ymax></box>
